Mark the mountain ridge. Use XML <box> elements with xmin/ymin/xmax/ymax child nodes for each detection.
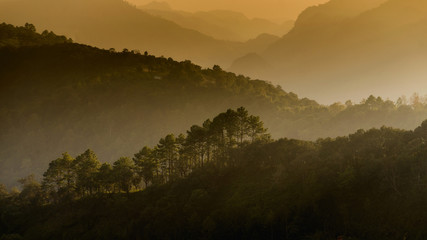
<box><xmin>0</xmin><ymin>0</ymin><xmax>252</xmax><ymax>68</ymax></box>
<box><xmin>138</xmin><ymin>2</ymin><xmax>294</xmax><ymax>42</ymax></box>
<box><xmin>229</xmin><ymin>0</ymin><xmax>427</xmax><ymax>103</ymax></box>
<box><xmin>1</xmin><ymin>22</ymin><xmax>427</xmax><ymax>189</ymax></box>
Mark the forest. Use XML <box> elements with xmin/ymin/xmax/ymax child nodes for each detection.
<box><xmin>1</xmin><ymin>22</ymin><xmax>427</xmax><ymax>188</ymax></box>
<box><xmin>2</xmin><ymin>106</ymin><xmax>427</xmax><ymax>239</ymax></box>
<box><xmin>35</xmin><ymin>107</ymin><xmax>268</xmax><ymax>201</ymax></box>
<box><xmin>3</xmin><ymin>22</ymin><xmax>427</xmax><ymax>239</ymax></box>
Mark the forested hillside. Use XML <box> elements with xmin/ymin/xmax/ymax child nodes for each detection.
<box><xmin>1</xmin><ymin>22</ymin><xmax>427</xmax><ymax>188</ymax></box>
<box><xmin>2</xmin><ymin>107</ymin><xmax>427</xmax><ymax>239</ymax></box>
<box><xmin>0</xmin><ymin>0</ymin><xmax>241</xmax><ymax>68</ymax></box>
<box><xmin>0</xmin><ymin>23</ymin><xmax>72</xmax><ymax>47</ymax></box>
<box><xmin>3</xmin><ymin>0</ymin><xmax>427</xmax><ymax>238</ymax></box>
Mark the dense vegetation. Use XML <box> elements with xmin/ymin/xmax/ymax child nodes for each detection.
<box><xmin>39</xmin><ymin>107</ymin><xmax>268</xmax><ymax>201</ymax></box>
<box><xmin>2</xmin><ymin>22</ymin><xmax>427</xmax><ymax>188</ymax></box>
<box><xmin>0</xmin><ymin>23</ymin><xmax>72</xmax><ymax>47</ymax></box>
<box><xmin>2</xmin><ymin>106</ymin><xmax>427</xmax><ymax>239</ymax></box>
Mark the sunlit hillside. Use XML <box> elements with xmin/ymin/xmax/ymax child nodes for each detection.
<box><xmin>2</xmin><ymin>0</ymin><xmax>427</xmax><ymax>239</ymax></box>
<box><xmin>230</xmin><ymin>0</ymin><xmax>427</xmax><ymax>103</ymax></box>
<box><xmin>1</xmin><ymin>23</ymin><xmax>427</xmax><ymax>189</ymax></box>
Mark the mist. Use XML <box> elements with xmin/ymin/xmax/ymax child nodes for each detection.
<box><xmin>2</xmin><ymin>0</ymin><xmax>427</xmax><ymax>239</ymax></box>
<box><xmin>126</xmin><ymin>0</ymin><xmax>329</xmax><ymax>21</ymax></box>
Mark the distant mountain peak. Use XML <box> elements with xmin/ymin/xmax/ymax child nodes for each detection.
<box><xmin>140</xmin><ymin>1</ymin><xmax>172</xmax><ymax>11</ymax></box>
<box><xmin>249</xmin><ymin>33</ymin><xmax>280</xmax><ymax>42</ymax></box>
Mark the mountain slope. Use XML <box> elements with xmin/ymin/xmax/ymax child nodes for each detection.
<box><xmin>1</xmin><ymin>23</ymin><xmax>427</xmax><ymax>188</ymax></box>
<box><xmin>0</xmin><ymin>0</ymin><xmax>249</xmax><ymax>67</ymax></box>
<box><xmin>139</xmin><ymin>2</ymin><xmax>294</xmax><ymax>42</ymax></box>
<box><xmin>229</xmin><ymin>0</ymin><xmax>427</xmax><ymax>103</ymax></box>
<box><xmin>3</xmin><ymin>120</ymin><xmax>427</xmax><ymax>239</ymax></box>
<box><xmin>0</xmin><ymin>23</ymin><xmax>318</xmax><ymax>187</ymax></box>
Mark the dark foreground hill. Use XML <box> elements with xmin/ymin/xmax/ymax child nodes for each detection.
<box><xmin>1</xmin><ymin>22</ymin><xmax>427</xmax><ymax>188</ymax></box>
<box><xmin>2</xmin><ymin>108</ymin><xmax>427</xmax><ymax>239</ymax></box>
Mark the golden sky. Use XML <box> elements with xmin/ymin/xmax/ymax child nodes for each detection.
<box><xmin>127</xmin><ymin>0</ymin><xmax>329</xmax><ymax>22</ymax></box>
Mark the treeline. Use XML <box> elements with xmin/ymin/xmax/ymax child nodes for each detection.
<box><xmin>0</xmin><ymin>22</ymin><xmax>305</xmax><ymax>188</ymax></box>
<box><xmin>2</xmin><ymin>22</ymin><xmax>427</xmax><ymax>190</ymax></box>
<box><xmin>2</xmin><ymin>113</ymin><xmax>427</xmax><ymax>239</ymax></box>
<box><xmin>13</xmin><ymin>108</ymin><xmax>269</xmax><ymax>203</ymax></box>
<box><xmin>0</xmin><ymin>22</ymin><xmax>72</xmax><ymax>47</ymax></box>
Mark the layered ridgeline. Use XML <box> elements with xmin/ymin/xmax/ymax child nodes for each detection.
<box><xmin>2</xmin><ymin>108</ymin><xmax>427</xmax><ymax>239</ymax></box>
<box><xmin>0</xmin><ymin>0</ymin><xmax>279</xmax><ymax>68</ymax></box>
<box><xmin>138</xmin><ymin>1</ymin><xmax>294</xmax><ymax>42</ymax></box>
<box><xmin>230</xmin><ymin>0</ymin><xmax>427</xmax><ymax>103</ymax></box>
<box><xmin>1</xmin><ymin>23</ymin><xmax>427</xmax><ymax>187</ymax></box>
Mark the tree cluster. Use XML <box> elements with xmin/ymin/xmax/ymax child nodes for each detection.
<box><xmin>0</xmin><ymin>22</ymin><xmax>72</xmax><ymax>48</ymax></box>
<box><xmin>2</xmin><ymin>113</ymin><xmax>427</xmax><ymax>239</ymax></box>
<box><xmin>39</xmin><ymin>107</ymin><xmax>268</xmax><ymax>201</ymax></box>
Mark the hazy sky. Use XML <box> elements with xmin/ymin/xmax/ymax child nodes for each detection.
<box><xmin>127</xmin><ymin>0</ymin><xmax>328</xmax><ymax>22</ymax></box>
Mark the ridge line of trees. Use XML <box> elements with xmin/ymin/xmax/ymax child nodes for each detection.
<box><xmin>37</xmin><ymin>107</ymin><xmax>269</xmax><ymax>202</ymax></box>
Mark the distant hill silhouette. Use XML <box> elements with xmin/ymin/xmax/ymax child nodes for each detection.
<box><xmin>239</xmin><ymin>33</ymin><xmax>280</xmax><ymax>55</ymax></box>
<box><xmin>139</xmin><ymin>1</ymin><xmax>294</xmax><ymax>41</ymax></box>
<box><xmin>139</xmin><ymin>1</ymin><xmax>172</xmax><ymax>11</ymax></box>
<box><xmin>229</xmin><ymin>53</ymin><xmax>274</xmax><ymax>80</ymax></box>
<box><xmin>229</xmin><ymin>0</ymin><xmax>427</xmax><ymax>103</ymax></box>
<box><xmin>0</xmin><ymin>0</ymin><xmax>268</xmax><ymax>68</ymax></box>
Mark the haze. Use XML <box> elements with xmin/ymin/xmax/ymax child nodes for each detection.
<box><xmin>127</xmin><ymin>0</ymin><xmax>329</xmax><ymax>21</ymax></box>
<box><xmin>3</xmin><ymin>1</ymin><xmax>427</xmax><ymax>237</ymax></box>
<box><xmin>2</xmin><ymin>0</ymin><xmax>427</xmax><ymax>189</ymax></box>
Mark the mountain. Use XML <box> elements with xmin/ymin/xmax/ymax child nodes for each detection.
<box><xmin>229</xmin><ymin>0</ymin><xmax>427</xmax><ymax>103</ymax></box>
<box><xmin>229</xmin><ymin>53</ymin><xmax>274</xmax><ymax>80</ymax></box>
<box><xmin>0</xmin><ymin>0</ymin><xmax>257</xmax><ymax>68</ymax></box>
<box><xmin>139</xmin><ymin>2</ymin><xmax>294</xmax><ymax>42</ymax></box>
<box><xmin>239</xmin><ymin>34</ymin><xmax>280</xmax><ymax>53</ymax></box>
<box><xmin>1</xmin><ymin>23</ymin><xmax>427</xmax><ymax>188</ymax></box>
<box><xmin>139</xmin><ymin>0</ymin><xmax>172</xmax><ymax>11</ymax></box>
<box><xmin>229</xmin><ymin>0</ymin><xmax>388</xmax><ymax>83</ymax></box>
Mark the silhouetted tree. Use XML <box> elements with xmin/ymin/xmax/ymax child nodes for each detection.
<box><xmin>97</xmin><ymin>163</ymin><xmax>114</xmax><ymax>193</ymax></box>
<box><xmin>17</xmin><ymin>175</ymin><xmax>42</xmax><ymax>206</ymax></box>
<box><xmin>74</xmin><ymin>149</ymin><xmax>101</xmax><ymax>195</ymax></box>
<box><xmin>112</xmin><ymin>157</ymin><xmax>135</xmax><ymax>194</ymax></box>
<box><xmin>133</xmin><ymin>147</ymin><xmax>156</xmax><ymax>187</ymax></box>
<box><xmin>42</xmin><ymin>152</ymin><xmax>75</xmax><ymax>201</ymax></box>
<box><xmin>156</xmin><ymin>134</ymin><xmax>179</xmax><ymax>181</ymax></box>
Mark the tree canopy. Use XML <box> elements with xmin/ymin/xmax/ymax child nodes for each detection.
<box><xmin>1</xmin><ymin>113</ymin><xmax>427</xmax><ymax>239</ymax></box>
<box><xmin>2</xmin><ymin>23</ymin><xmax>427</xmax><ymax>188</ymax></box>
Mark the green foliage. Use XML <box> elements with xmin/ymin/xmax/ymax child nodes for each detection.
<box><xmin>0</xmin><ymin>184</ymin><xmax>8</xmax><ymax>199</ymax></box>
<box><xmin>16</xmin><ymin>175</ymin><xmax>42</xmax><ymax>206</ymax></box>
<box><xmin>112</xmin><ymin>157</ymin><xmax>135</xmax><ymax>194</ymax></box>
<box><xmin>0</xmin><ymin>22</ymin><xmax>71</xmax><ymax>48</ymax></box>
<box><xmin>2</xmin><ymin>23</ymin><xmax>427</xmax><ymax>188</ymax></box>
<box><xmin>2</xmin><ymin>110</ymin><xmax>427</xmax><ymax>239</ymax></box>
<box><xmin>42</xmin><ymin>153</ymin><xmax>75</xmax><ymax>201</ymax></box>
<box><xmin>32</xmin><ymin>108</ymin><xmax>269</xmax><ymax>199</ymax></box>
<box><xmin>133</xmin><ymin>147</ymin><xmax>156</xmax><ymax>186</ymax></box>
<box><xmin>97</xmin><ymin>163</ymin><xmax>114</xmax><ymax>193</ymax></box>
<box><xmin>74</xmin><ymin>149</ymin><xmax>101</xmax><ymax>195</ymax></box>
<box><xmin>2</xmin><ymin>23</ymin><xmax>427</xmax><ymax>239</ymax></box>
